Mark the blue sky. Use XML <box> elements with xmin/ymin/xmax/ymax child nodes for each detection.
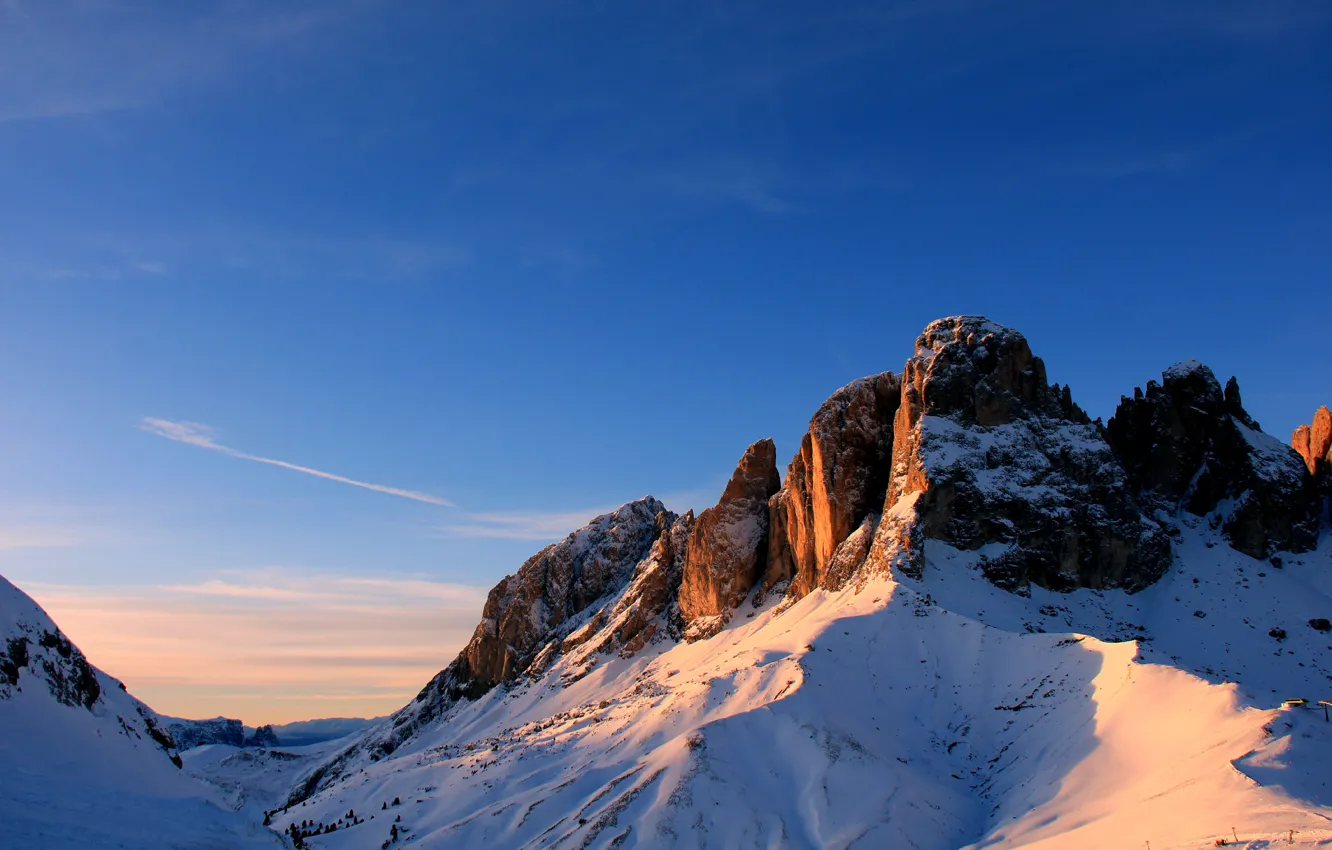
<box><xmin>0</xmin><ymin>0</ymin><xmax>1328</xmax><ymax>722</ymax></box>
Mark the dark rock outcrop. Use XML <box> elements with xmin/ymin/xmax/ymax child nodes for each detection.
<box><xmin>1107</xmin><ymin>361</ymin><xmax>1319</xmax><ymax>557</ymax></box>
<box><xmin>890</xmin><ymin>316</ymin><xmax>1088</xmax><ymax>435</ymax></box>
<box><xmin>244</xmin><ymin>724</ymin><xmax>281</xmax><ymax>748</ymax></box>
<box><xmin>562</xmin><ymin>510</ymin><xmax>695</xmax><ymax>658</ymax></box>
<box><xmin>167</xmin><ymin>717</ymin><xmax>245</xmax><ymax>749</ymax></box>
<box><xmin>858</xmin><ymin>317</ymin><xmax>1168</xmax><ymax>593</ymax></box>
<box><xmin>764</xmin><ymin>374</ymin><xmax>900</xmax><ymax>596</ymax></box>
<box><xmin>679</xmin><ymin>439</ymin><xmax>781</xmax><ymax>638</ymax></box>
<box><xmin>447</xmin><ymin>497</ymin><xmax>669</xmax><ymax>694</ymax></box>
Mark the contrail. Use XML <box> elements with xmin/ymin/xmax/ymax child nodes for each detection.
<box><xmin>140</xmin><ymin>418</ymin><xmax>453</xmax><ymax>507</ymax></box>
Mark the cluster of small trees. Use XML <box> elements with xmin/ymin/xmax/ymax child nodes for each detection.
<box><xmin>284</xmin><ymin>809</ymin><xmax>364</xmax><ymax>846</ymax></box>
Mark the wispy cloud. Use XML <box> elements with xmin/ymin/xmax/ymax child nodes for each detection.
<box><xmin>436</xmin><ymin>487</ymin><xmax>720</xmax><ymax>541</ymax></box>
<box><xmin>140</xmin><ymin>418</ymin><xmax>453</xmax><ymax>507</ymax></box>
<box><xmin>438</xmin><ymin>507</ymin><xmax>619</xmax><ymax>540</ymax></box>
<box><xmin>20</xmin><ymin>569</ymin><xmax>487</xmax><ymax>723</ymax></box>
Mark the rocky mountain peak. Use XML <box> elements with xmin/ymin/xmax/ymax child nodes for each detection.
<box><xmin>1107</xmin><ymin>364</ymin><xmax>1317</xmax><ymax>557</ymax></box>
<box><xmin>1293</xmin><ymin>405</ymin><xmax>1332</xmax><ymax>479</ymax></box>
<box><xmin>855</xmin><ymin>317</ymin><xmax>1168</xmax><ymax>593</ymax></box>
<box><xmin>903</xmin><ymin>316</ymin><xmax>1087</xmax><ymax>428</ymax></box>
<box><xmin>450</xmin><ymin>495</ymin><xmax>669</xmax><ymax>695</ymax></box>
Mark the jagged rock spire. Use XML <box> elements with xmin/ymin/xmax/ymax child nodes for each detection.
<box><xmin>1293</xmin><ymin>405</ymin><xmax>1332</xmax><ymax>524</ymax></box>
<box><xmin>1107</xmin><ymin>361</ymin><xmax>1318</xmax><ymax>557</ymax></box>
<box><xmin>764</xmin><ymin>372</ymin><xmax>900</xmax><ymax>597</ymax></box>
<box><xmin>1293</xmin><ymin>405</ymin><xmax>1332</xmax><ymax>478</ymax></box>
<box><xmin>678</xmin><ymin>439</ymin><xmax>781</xmax><ymax>638</ymax></box>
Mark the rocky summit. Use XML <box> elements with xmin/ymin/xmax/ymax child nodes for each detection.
<box><xmin>1107</xmin><ymin>360</ymin><xmax>1320</xmax><ymax>558</ymax></box>
<box><xmin>858</xmin><ymin>316</ymin><xmax>1168</xmax><ymax>594</ymax></box>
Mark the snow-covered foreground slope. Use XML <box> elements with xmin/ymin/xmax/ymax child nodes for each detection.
<box><xmin>0</xmin><ymin>575</ymin><xmax>283</xmax><ymax>849</ymax></box>
<box><xmin>272</xmin><ymin>524</ymin><xmax>1332</xmax><ymax>850</ymax></box>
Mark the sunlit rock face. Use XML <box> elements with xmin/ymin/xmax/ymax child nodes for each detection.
<box><xmin>1293</xmin><ymin>406</ymin><xmax>1332</xmax><ymax>521</ymax></box>
<box><xmin>1107</xmin><ymin>361</ymin><xmax>1320</xmax><ymax>558</ymax></box>
<box><xmin>679</xmin><ymin>439</ymin><xmax>781</xmax><ymax>639</ymax></box>
<box><xmin>763</xmin><ymin>373</ymin><xmax>900</xmax><ymax>597</ymax></box>
<box><xmin>859</xmin><ymin>317</ymin><xmax>1169</xmax><ymax>593</ymax></box>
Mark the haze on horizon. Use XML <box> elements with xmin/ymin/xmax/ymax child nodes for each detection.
<box><xmin>0</xmin><ymin>0</ymin><xmax>1328</xmax><ymax>724</ymax></box>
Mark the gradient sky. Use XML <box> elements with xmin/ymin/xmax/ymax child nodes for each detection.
<box><xmin>0</xmin><ymin>0</ymin><xmax>1328</xmax><ymax>724</ymax></box>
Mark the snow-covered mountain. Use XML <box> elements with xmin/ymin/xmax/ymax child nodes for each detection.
<box><xmin>165</xmin><ymin>715</ymin><xmax>248</xmax><ymax>749</ymax></box>
<box><xmin>8</xmin><ymin>316</ymin><xmax>1332</xmax><ymax>848</ymax></box>
<box><xmin>248</xmin><ymin>316</ymin><xmax>1332</xmax><ymax>849</ymax></box>
<box><xmin>163</xmin><ymin>716</ymin><xmax>379</xmax><ymax>752</ymax></box>
<box><xmin>267</xmin><ymin>717</ymin><xmax>382</xmax><ymax>748</ymax></box>
<box><xmin>0</xmin><ymin>574</ymin><xmax>284</xmax><ymax>848</ymax></box>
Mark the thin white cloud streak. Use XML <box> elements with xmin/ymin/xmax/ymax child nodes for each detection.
<box><xmin>22</xmin><ymin>570</ymin><xmax>487</xmax><ymax>724</ymax></box>
<box><xmin>140</xmin><ymin>418</ymin><xmax>453</xmax><ymax>507</ymax></box>
<box><xmin>439</xmin><ymin>507</ymin><xmax>619</xmax><ymax>540</ymax></box>
<box><xmin>436</xmin><ymin>488</ymin><xmax>719</xmax><ymax>541</ymax></box>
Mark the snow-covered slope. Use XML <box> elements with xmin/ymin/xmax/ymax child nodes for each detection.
<box><xmin>265</xmin><ymin>316</ymin><xmax>1332</xmax><ymax>849</ymax></box>
<box><xmin>0</xmin><ymin>574</ymin><xmax>284</xmax><ymax>849</ymax></box>
<box><xmin>269</xmin><ymin>523</ymin><xmax>1332</xmax><ymax>849</ymax></box>
<box><xmin>12</xmin><ymin>315</ymin><xmax>1330</xmax><ymax>848</ymax></box>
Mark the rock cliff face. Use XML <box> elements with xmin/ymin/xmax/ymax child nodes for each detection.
<box><xmin>575</xmin><ymin>509</ymin><xmax>694</xmax><ymax>657</ymax></box>
<box><xmin>449</xmin><ymin>497</ymin><xmax>670</xmax><ymax>694</ymax></box>
<box><xmin>764</xmin><ymin>374</ymin><xmax>900</xmax><ymax>597</ymax></box>
<box><xmin>678</xmin><ymin>439</ymin><xmax>780</xmax><ymax>638</ymax></box>
<box><xmin>1292</xmin><ymin>405</ymin><xmax>1332</xmax><ymax>523</ymax></box>
<box><xmin>167</xmin><ymin>716</ymin><xmax>245</xmax><ymax>749</ymax></box>
<box><xmin>1294</xmin><ymin>407</ymin><xmax>1332</xmax><ymax>479</ymax></box>
<box><xmin>1107</xmin><ymin>361</ymin><xmax>1319</xmax><ymax>558</ymax></box>
<box><xmin>754</xmin><ymin>317</ymin><xmax>1325</xmax><ymax>599</ymax></box>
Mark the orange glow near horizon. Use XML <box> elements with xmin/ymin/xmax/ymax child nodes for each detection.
<box><xmin>20</xmin><ymin>572</ymin><xmax>486</xmax><ymax>725</ymax></box>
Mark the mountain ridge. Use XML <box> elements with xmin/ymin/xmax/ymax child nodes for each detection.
<box><xmin>278</xmin><ymin>315</ymin><xmax>1332</xmax><ymax>842</ymax></box>
<box><xmin>6</xmin><ymin>314</ymin><xmax>1331</xmax><ymax>848</ymax></box>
